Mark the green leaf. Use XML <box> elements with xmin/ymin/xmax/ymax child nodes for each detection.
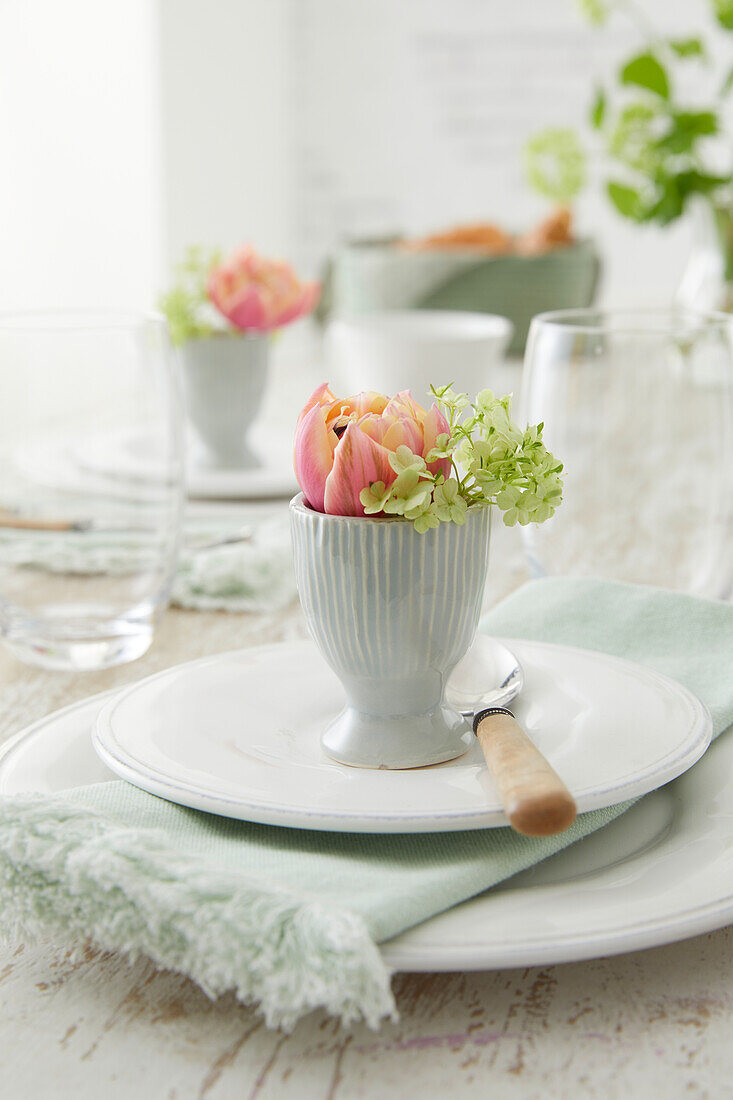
<box><xmin>720</xmin><ymin>64</ymin><xmax>733</xmax><ymax>96</ymax></box>
<box><xmin>713</xmin><ymin>0</ymin><xmax>733</xmax><ymax>30</ymax></box>
<box><xmin>644</xmin><ymin>178</ymin><xmax>684</xmax><ymax>225</ymax></box>
<box><xmin>606</xmin><ymin>181</ymin><xmax>646</xmax><ymax>220</ymax></box>
<box><xmin>620</xmin><ymin>52</ymin><xmax>670</xmax><ymax>99</ymax></box>
<box><xmin>590</xmin><ymin>87</ymin><xmax>606</xmax><ymax>130</ymax></box>
<box><xmin>674</xmin><ymin>169</ymin><xmax>729</xmax><ymax>197</ymax></box>
<box><xmin>655</xmin><ymin>110</ymin><xmax>719</xmax><ymax>154</ymax></box>
<box><xmin>608</xmin><ymin>102</ymin><xmax>664</xmax><ymax>174</ymax></box>
<box><xmin>668</xmin><ymin>37</ymin><xmax>706</xmax><ymax>59</ymax></box>
<box><xmin>641</xmin><ymin>171</ymin><xmax>727</xmax><ymax>226</ymax></box>
<box><xmin>674</xmin><ymin>110</ymin><xmax>717</xmax><ymax>134</ymax></box>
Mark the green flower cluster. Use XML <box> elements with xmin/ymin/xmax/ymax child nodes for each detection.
<box><xmin>158</xmin><ymin>246</ymin><xmax>222</xmax><ymax>347</ymax></box>
<box><xmin>359</xmin><ymin>387</ymin><xmax>564</xmax><ymax>534</ymax></box>
<box><xmin>524</xmin><ymin>128</ymin><xmax>587</xmax><ymax>204</ymax></box>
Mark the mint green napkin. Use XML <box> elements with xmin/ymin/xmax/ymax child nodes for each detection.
<box><xmin>2</xmin><ymin>579</ymin><xmax>732</xmax><ymax>1029</ymax></box>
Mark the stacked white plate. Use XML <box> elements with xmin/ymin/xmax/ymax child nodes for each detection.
<box><xmin>1</xmin><ymin>635</ymin><xmax>724</xmax><ymax>971</ymax></box>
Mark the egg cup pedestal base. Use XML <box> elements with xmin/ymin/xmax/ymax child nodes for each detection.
<box><xmin>321</xmin><ymin>703</ymin><xmax>474</xmax><ymax>769</ymax></box>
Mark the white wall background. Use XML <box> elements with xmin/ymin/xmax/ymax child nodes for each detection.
<box><xmin>0</xmin><ymin>0</ymin><xmax>161</xmax><ymax>312</ymax></box>
<box><xmin>0</xmin><ymin>0</ymin><xmax>726</xmax><ymax>313</ymax></box>
<box><xmin>157</xmin><ymin>0</ymin><xmax>290</xmax><ymax>268</ymax></box>
<box><xmin>288</xmin><ymin>0</ymin><xmax>716</xmax><ymax>305</ymax></box>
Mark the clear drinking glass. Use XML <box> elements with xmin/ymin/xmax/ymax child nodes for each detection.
<box><xmin>521</xmin><ymin>309</ymin><xmax>733</xmax><ymax>600</ymax></box>
<box><xmin>0</xmin><ymin>311</ymin><xmax>184</xmax><ymax>669</ymax></box>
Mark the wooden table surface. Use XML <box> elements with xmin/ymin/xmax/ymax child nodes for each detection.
<box><xmin>1</xmin><ymin>512</ymin><xmax>732</xmax><ymax>1099</ymax></box>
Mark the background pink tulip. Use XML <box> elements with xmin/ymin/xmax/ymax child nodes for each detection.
<box><xmin>294</xmin><ymin>384</ymin><xmax>451</xmax><ymax>516</ymax></box>
<box><xmin>207</xmin><ymin>246</ymin><xmax>320</xmax><ymax>333</ymax></box>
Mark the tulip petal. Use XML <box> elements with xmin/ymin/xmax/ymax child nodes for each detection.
<box><xmin>341</xmin><ymin>391</ymin><xmax>390</xmax><ymax>419</ymax></box>
<box><xmin>323</xmin><ymin>422</ymin><xmax>396</xmax><ymax>516</ymax></box>
<box><xmin>357</xmin><ymin>411</ymin><xmax>423</xmax><ymax>454</ymax></box>
<box><xmin>207</xmin><ymin>248</ymin><xmax>319</xmax><ymax>333</ymax></box>
<box><xmin>422</xmin><ymin>402</ymin><xmax>450</xmax><ymax>450</ymax></box>
<box><xmin>383</xmin><ymin>390</ymin><xmax>426</xmax><ymax>420</ymax></box>
<box><xmin>294</xmin><ymin>403</ymin><xmax>337</xmax><ymax>512</ymax></box>
<box><xmin>380</xmin><ymin>415</ymin><xmax>424</xmax><ymax>455</ymax></box>
<box><xmin>355</xmin><ymin>412</ymin><xmax>394</xmax><ymax>446</ymax></box>
<box><xmin>217</xmin><ymin>286</ymin><xmax>270</xmax><ymax>331</ymax></box>
<box><xmin>298</xmin><ymin>382</ymin><xmax>337</xmax><ymax>426</ymax></box>
<box><xmin>273</xmin><ymin>282</ymin><xmax>321</xmax><ymax>327</ymax></box>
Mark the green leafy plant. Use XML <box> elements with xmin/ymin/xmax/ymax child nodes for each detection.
<box><xmin>158</xmin><ymin>246</ymin><xmax>222</xmax><ymax>346</ymax></box>
<box><xmin>525</xmin><ymin>0</ymin><xmax>733</xmax><ymax>224</ymax></box>
<box><xmin>360</xmin><ymin>387</ymin><xmax>564</xmax><ymax>534</ymax></box>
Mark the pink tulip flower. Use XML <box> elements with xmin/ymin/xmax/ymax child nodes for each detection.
<box><xmin>294</xmin><ymin>384</ymin><xmax>451</xmax><ymax>516</ymax></box>
<box><xmin>207</xmin><ymin>246</ymin><xmax>320</xmax><ymax>333</ymax></box>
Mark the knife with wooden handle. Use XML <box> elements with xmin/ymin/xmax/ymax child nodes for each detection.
<box><xmin>473</xmin><ymin>706</ymin><xmax>577</xmax><ymax>837</ymax></box>
<box><xmin>0</xmin><ymin>515</ymin><xmax>81</xmax><ymax>532</ymax></box>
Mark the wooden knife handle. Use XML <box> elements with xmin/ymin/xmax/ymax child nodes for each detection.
<box><xmin>0</xmin><ymin>517</ymin><xmax>77</xmax><ymax>532</ymax></box>
<box><xmin>0</xmin><ymin>509</ymin><xmax>78</xmax><ymax>532</ymax></box>
<box><xmin>473</xmin><ymin>707</ymin><xmax>577</xmax><ymax>837</ymax></box>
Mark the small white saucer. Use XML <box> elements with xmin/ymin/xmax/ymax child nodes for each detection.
<box><xmin>16</xmin><ymin>428</ymin><xmax>299</xmax><ymax>502</ymax></box>
<box><xmin>184</xmin><ymin>457</ymin><xmax>298</xmax><ymax>501</ymax></box>
<box><xmin>92</xmin><ymin>638</ymin><xmax>712</xmax><ymax>833</ymax></box>
<box><xmin>75</xmin><ymin>428</ymin><xmax>299</xmax><ymax>501</ymax></box>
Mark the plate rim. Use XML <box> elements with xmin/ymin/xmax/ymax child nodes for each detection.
<box><xmin>91</xmin><ymin>637</ymin><xmax>713</xmax><ymax>833</ymax></box>
<box><xmin>81</xmin><ymin>425</ymin><xmax>300</xmax><ymax>501</ymax></box>
<box><xmin>382</xmin><ymin>887</ymin><xmax>733</xmax><ymax>971</ymax></box>
<box><xmin>185</xmin><ymin>458</ymin><xmax>298</xmax><ymax>501</ymax></box>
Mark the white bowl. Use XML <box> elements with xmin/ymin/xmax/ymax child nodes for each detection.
<box><xmin>325</xmin><ymin>310</ymin><xmax>513</xmax><ymax>406</ymax></box>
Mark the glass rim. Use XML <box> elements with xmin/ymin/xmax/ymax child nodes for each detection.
<box><xmin>529</xmin><ymin>307</ymin><xmax>733</xmax><ymax>337</ymax></box>
<box><xmin>0</xmin><ymin>308</ymin><xmax>167</xmax><ymax>334</ymax></box>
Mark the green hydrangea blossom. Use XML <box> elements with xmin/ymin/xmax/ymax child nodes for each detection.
<box><xmin>388</xmin><ymin>446</ymin><xmax>427</xmax><ymax>477</ymax></box>
<box><xmin>361</xmin><ymin>480</ymin><xmax>392</xmax><ymax>515</ymax></box>
<box><xmin>408</xmin><ymin>500</ymin><xmax>441</xmax><ymax>534</ymax></box>
<box><xmin>523</xmin><ymin>128</ymin><xmax>586</xmax><ymax>204</ymax></box>
<box><xmin>383</xmin><ymin>469</ymin><xmax>432</xmax><ymax>516</ymax></box>
<box><xmin>432</xmin><ymin>479</ymin><xmax>468</xmax><ymax>525</ymax></box>
<box><xmin>158</xmin><ymin>246</ymin><xmax>222</xmax><ymax>347</ymax></box>
<box><xmin>358</xmin><ymin>387</ymin><xmax>564</xmax><ymax>533</ymax></box>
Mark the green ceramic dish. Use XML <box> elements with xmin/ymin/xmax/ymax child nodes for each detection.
<box><xmin>320</xmin><ymin>237</ymin><xmax>601</xmax><ymax>356</ymax></box>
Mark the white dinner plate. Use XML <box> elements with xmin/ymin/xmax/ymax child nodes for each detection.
<box><xmin>91</xmin><ymin>639</ymin><xmax>711</xmax><ymax>833</ymax></box>
<box><xmin>0</xmin><ymin>692</ymin><xmax>730</xmax><ymax>970</ymax></box>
